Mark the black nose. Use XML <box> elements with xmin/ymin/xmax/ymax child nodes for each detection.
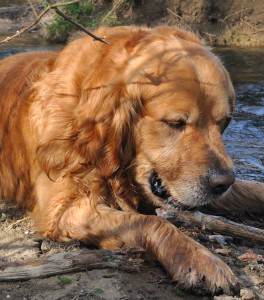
<box><xmin>209</xmin><ymin>173</ymin><xmax>235</xmax><ymax>195</ymax></box>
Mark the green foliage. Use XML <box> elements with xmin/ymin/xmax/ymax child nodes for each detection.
<box><xmin>57</xmin><ymin>275</ymin><xmax>72</xmax><ymax>285</ymax></box>
<box><xmin>46</xmin><ymin>0</ymin><xmax>95</xmax><ymax>43</ymax></box>
<box><xmin>92</xmin><ymin>288</ymin><xmax>104</xmax><ymax>295</ymax></box>
<box><xmin>174</xmin><ymin>287</ymin><xmax>185</xmax><ymax>297</ymax></box>
<box><xmin>65</xmin><ymin>1</ymin><xmax>93</xmax><ymax>16</ymax></box>
<box><xmin>45</xmin><ymin>0</ymin><xmax>134</xmax><ymax>43</ymax></box>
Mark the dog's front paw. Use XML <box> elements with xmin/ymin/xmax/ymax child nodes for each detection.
<box><xmin>170</xmin><ymin>246</ymin><xmax>240</xmax><ymax>295</ymax></box>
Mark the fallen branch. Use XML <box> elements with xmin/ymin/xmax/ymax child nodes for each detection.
<box><xmin>157</xmin><ymin>208</ymin><xmax>264</xmax><ymax>243</ymax></box>
<box><xmin>0</xmin><ymin>0</ymin><xmax>107</xmax><ymax>44</ymax></box>
<box><xmin>0</xmin><ymin>249</ymin><xmax>142</xmax><ymax>281</ymax></box>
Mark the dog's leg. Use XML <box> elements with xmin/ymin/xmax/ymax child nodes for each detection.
<box><xmin>207</xmin><ymin>180</ymin><xmax>264</xmax><ymax>216</ymax></box>
<box><xmin>32</xmin><ymin>174</ymin><xmax>239</xmax><ymax>295</ymax></box>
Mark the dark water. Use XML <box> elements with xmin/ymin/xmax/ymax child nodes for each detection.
<box><xmin>215</xmin><ymin>48</ymin><xmax>264</xmax><ymax>182</ymax></box>
<box><xmin>0</xmin><ymin>43</ymin><xmax>263</xmax><ymax>181</ymax></box>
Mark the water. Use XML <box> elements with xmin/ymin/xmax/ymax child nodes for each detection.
<box><xmin>0</xmin><ymin>40</ymin><xmax>60</xmax><ymax>59</ymax></box>
<box><xmin>0</xmin><ymin>43</ymin><xmax>263</xmax><ymax>182</ymax></box>
<box><xmin>215</xmin><ymin>48</ymin><xmax>264</xmax><ymax>182</ymax></box>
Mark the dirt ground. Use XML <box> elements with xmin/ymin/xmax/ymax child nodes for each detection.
<box><xmin>132</xmin><ymin>0</ymin><xmax>264</xmax><ymax>47</ymax></box>
<box><xmin>0</xmin><ymin>0</ymin><xmax>264</xmax><ymax>46</ymax></box>
<box><xmin>0</xmin><ymin>201</ymin><xmax>264</xmax><ymax>300</ymax></box>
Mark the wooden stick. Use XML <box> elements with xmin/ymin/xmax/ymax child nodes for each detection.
<box><xmin>0</xmin><ymin>249</ymin><xmax>141</xmax><ymax>281</ymax></box>
<box><xmin>156</xmin><ymin>208</ymin><xmax>264</xmax><ymax>243</ymax></box>
<box><xmin>53</xmin><ymin>6</ymin><xmax>109</xmax><ymax>44</ymax></box>
<box><xmin>27</xmin><ymin>0</ymin><xmax>39</xmax><ymax>19</ymax></box>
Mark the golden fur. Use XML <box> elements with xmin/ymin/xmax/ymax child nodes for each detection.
<box><xmin>0</xmin><ymin>26</ymin><xmax>241</xmax><ymax>294</ymax></box>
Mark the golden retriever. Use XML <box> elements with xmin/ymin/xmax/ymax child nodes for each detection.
<box><xmin>0</xmin><ymin>26</ymin><xmax>240</xmax><ymax>294</ymax></box>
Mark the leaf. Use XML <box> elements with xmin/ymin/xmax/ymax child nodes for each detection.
<box><xmin>93</xmin><ymin>288</ymin><xmax>104</xmax><ymax>295</ymax></box>
<box><xmin>58</xmin><ymin>275</ymin><xmax>72</xmax><ymax>285</ymax></box>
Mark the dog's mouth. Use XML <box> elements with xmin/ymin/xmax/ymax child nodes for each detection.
<box><xmin>149</xmin><ymin>171</ymin><xmax>196</xmax><ymax>211</ymax></box>
<box><xmin>149</xmin><ymin>171</ymin><xmax>170</xmax><ymax>200</ymax></box>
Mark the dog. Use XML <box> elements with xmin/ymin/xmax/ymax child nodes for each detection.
<box><xmin>0</xmin><ymin>26</ymin><xmax>240</xmax><ymax>294</ymax></box>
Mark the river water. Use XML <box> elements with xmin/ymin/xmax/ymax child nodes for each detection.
<box><xmin>0</xmin><ymin>43</ymin><xmax>263</xmax><ymax>182</ymax></box>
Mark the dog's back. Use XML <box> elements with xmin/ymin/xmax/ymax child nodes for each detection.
<box><xmin>0</xmin><ymin>51</ymin><xmax>57</xmax><ymax>208</ymax></box>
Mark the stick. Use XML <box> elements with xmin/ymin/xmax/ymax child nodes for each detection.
<box><xmin>157</xmin><ymin>208</ymin><xmax>264</xmax><ymax>243</ymax></box>
<box><xmin>6</xmin><ymin>217</ymin><xmax>30</xmax><ymax>231</ymax></box>
<box><xmin>53</xmin><ymin>6</ymin><xmax>108</xmax><ymax>44</ymax></box>
<box><xmin>0</xmin><ymin>0</ymin><xmax>107</xmax><ymax>44</ymax></box>
<box><xmin>0</xmin><ymin>249</ymin><xmax>141</xmax><ymax>281</ymax></box>
<box><xmin>166</xmin><ymin>8</ymin><xmax>193</xmax><ymax>31</ymax></box>
<box><xmin>27</xmin><ymin>0</ymin><xmax>39</xmax><ymax>19</ymax></box>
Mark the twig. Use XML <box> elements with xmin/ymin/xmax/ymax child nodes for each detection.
<box><xmin>166</xmin><ymin>8</ymin><xmax>192</xmax><ymax>31</ymax></box>
<box><xmin>223</xmin><ymin>8</ymin><xmax>251</xmax><ymax>21</ymax></box>
<box><xmin>6</xmin><ymin>217</ymin><xmax>30</xmax><ymax>231</ymax></box>
<box><xmin>252</xmin><ymin>28</ymin><xmax>264</xmax><ymax>35</ymax></box>
<box><xmin>157</xmin><ymin>208</ymin><xmax>264</xmax><ymax>243</ymax></box>
<box><xmin>53</xmin><ymin>6</ymin><xmax>108</xmax><ymax>44</ymax></box>
<box><xmin>0</xmin><ymin>249</ymin><xmax>141</xmax><ymax>281</ymax></box>
<box><xmin>27</xmin><ymin>0</ymin><xmax>39</xmax><ymax>19</ymax></box>
<box><xmin>0</xmin><ymin>0</ymin><xmax>107</xmax><ymax>44</ymax></box>
<box><xmin>240</xmin><ymin>20</ymin><xmax>264</xmax><ymax>35</ymax></box>
<box><xmin>101</xmin><ymin>0</ymin><xmax>123</xmax><ymax>24</ymax></box>
<box><xmin>167</xmin><ymin>8</ymin><xmax>183</xmax><ymax>20</ymax></box>
<box><xmin>202</xmin><ymin>32</ymin><xmax>216</xmax><ymax>45</ymax></box>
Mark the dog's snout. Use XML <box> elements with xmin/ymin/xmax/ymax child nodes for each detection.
<box><xmin>209</xmin><ymin>173</ymin><xmax>235</xmax><ymax>195</ymax></box>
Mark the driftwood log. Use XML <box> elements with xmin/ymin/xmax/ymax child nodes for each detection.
<box><xmin>0</xmin><ymin>249</ymin><xmax>142</xmax><ymax>282</ymax></box>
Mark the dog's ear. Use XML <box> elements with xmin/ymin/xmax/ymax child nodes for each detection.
<box><xmin>74</xmin><ymin>79</ymin><xmax>142</xmax><ymax>177</ymax></box>
<box><xmin>70</xmin><ymin>29</ymin><xmax>147</xmax><ymax>177</ymax></box>
<box><xmin>36</xmin><ymin>85</ymin><xmax>142</xmax><ymax>179</ymax></box>
<box><xmin>35</xmin><ymin>29</ymin><xmax>147</xmax><ymax>179</ymax></box>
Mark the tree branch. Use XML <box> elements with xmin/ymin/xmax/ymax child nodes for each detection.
<box><xmin>157</xmin><ymin>208</ymin><xmax>264</xmax><ymax>244</ymax></box>
<box><xmin>0</xmin><ymin>249</ymin><xmax>142</xmax><ymax>281</ymax></box>
<box><xmin>53</xmin><ymin>6</ymin><xmax>108</xmax><ymax>44</ymax></box>
<box><xmin>0</xmin><ymin>0</ymin><xmax>108</xmax><ymax>44</ymax></box>
<box><xmin>27</xmin><ymin>0</ymin><xmax>39</xmax><ymax>19</ymax></box>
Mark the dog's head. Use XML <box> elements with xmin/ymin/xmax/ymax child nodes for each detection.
<box><xmin>38</xmin><ymin>26</ymin><xmax>235</xmax><ymax>209</ymax></box>
<box><xmin>121</xmin><ymin>27</ymin><xmax>234</xmax><ymax>209</ymax></box>
<box><xmin>128</xmin><ymin>28</ymin><xmax>235</xmax><ymax>208</ymax></box>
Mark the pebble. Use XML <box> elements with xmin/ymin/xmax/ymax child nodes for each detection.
<box><xmin>214</xmin><ymin>248</ymin><xmax>232</xmax><ymax>256</ymax></box>
<box><xmin>209</xmin><ymin>234</ymin><xmax>229</xmax><ymax>246</ymax></box>
<box><xmin>214</xmin><ymin>296</ymin><xmax>239</xmax><ymax>300</ymax></box>
<box><xmin>0</xmin><ymin>213</ymin><xmax>7</xmax><ymax>221</ymax></box>
<box><xmin>240</xmin><ymin>288</ymin><xmax>255</xmax><ymax>300</ymax></box>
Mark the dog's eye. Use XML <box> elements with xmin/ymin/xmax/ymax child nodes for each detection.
<box><xmin>162</xmin><ymin>119</ymin><xmax>186</xmax><ymax>130</ymax></box>
<box><xmin>218</xmin><ymin>117</ymin><xmax>232</xmax><ymax>133</ymax></box>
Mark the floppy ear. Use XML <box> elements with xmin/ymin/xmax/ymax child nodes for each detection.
<box><xmin>36</xmin><ymin>83</ymin><xmax>142</xmax><ymax>179</ymax></box>
<box><xmin>35</xmin><ymin>28</ymin><xmax>149</xmax><ymax>179</ymax></box>
<box><xmin>74</xmin><ymin>77</ymin><xmax>142</xmax><ymax>177</ymax></box>
<box><xmin>35</xmin><ymin>47</ymin><xmax>143</xmax><ymax>179</ymax></box>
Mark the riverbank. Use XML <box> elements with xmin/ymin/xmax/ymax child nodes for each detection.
<box><xmin>0</xmin><ymin>0</ymin><xmax>264</xmax><ymax>46</ymax></box>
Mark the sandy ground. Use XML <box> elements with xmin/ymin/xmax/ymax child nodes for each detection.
<box><xmin>0</xmin><ymin>201</ymin><xmax>264</xmax><ymax>300</ymax></box>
